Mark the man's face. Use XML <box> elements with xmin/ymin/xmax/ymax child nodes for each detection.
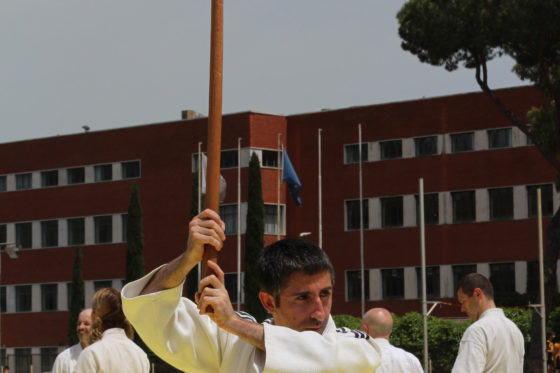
<box><xmin>265</xmin><ymin>270</ymin><xmax>333</xmax><ymax>334</ymax></box>
<box><xmin>457</xmin><ymin>288</ymin><xmax>480</xmax><ymax>321</ymax></box>
<box><xmin>76</xmin><ymin>309</ymin><xmax>92</xmax><ymax>346</ymax></box>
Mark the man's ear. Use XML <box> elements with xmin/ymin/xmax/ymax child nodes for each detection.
<box><xmin>474</xmin><ymin>287</ymin><xmax>483</xmax><ymax>298</ymax></box>
<box><xmin>259</xmin><ymin>291</ymin><xmax>276</xmax><ymax>314</ymax></box>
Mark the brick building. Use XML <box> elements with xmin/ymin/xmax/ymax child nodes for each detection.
<box><xmin>0</xmin><ymin>85</ymin><xmax>556</xmax><ymax>371</ymax></box>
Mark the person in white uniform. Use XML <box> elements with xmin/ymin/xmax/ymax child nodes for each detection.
<box><xmin>51</xmin><ymin>308</ymin><xmax>92</xmax><ymax>373</ymax></box>
<box><xmin>362</xmin><ymin>307</ymin><xmax>424</xmax><ymax>373</ymax></box>
<box><xmin>121</xmin><ymin>209</ymin><xmax>381</xmax><ymax>373</ymax></box>
<box><xmin>452</xmin><ymin>273</ymin><xmax>524</xmax><ymax>373</ymax></box>
<box><xmin>74</xmin><ymin>288</ymin><xmax>150</xmax><ymax>373</ymax></box>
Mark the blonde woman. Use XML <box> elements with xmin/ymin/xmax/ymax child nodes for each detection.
<box><xmin>74</xmin><ymin>288</ymin><xmax>149</xmax><ymax>373</ymax></box>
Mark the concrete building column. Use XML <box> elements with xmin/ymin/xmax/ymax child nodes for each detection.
<box><xmin>515</xmin><ymin>261</ymin><xmax>527</xmax><ymax>294</ymax></box>
<box><xmin>370</xmin><ymin>269</ymin><xmax>382</xmax><ymax>301</ymax></box>
<box><xmin>404</xmin><ymin>267</ymin><xmax>417</xmax><ymax>299</ymax></box>
<box><xmin>440</xmin><ymin>265</ymin><xmax>453</xmax><ymax>298</ymax></box>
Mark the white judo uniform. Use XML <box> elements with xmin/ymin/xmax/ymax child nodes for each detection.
<box><xmin>74</xmin><ymin>328</ymin><xmax>150</xmax><ymax>373</ymax></box>
<box><xmin>452</xmin><ymin>308</ymin><xmax>524</xmax><ymax>373</ymax></box>
<box><xmin>51</xmin><ymin>343</ymin><xmax>82</xmax><ymax>373</ymax></box>
<box><xmin>121</xmin><ymin>267</ymin><xmax>381</xmax><ymax>373</ymax></box>
<box><xmin>373</xmin><ymin>338</ymin><xmax>424</xmax><ymax>373</ymax></box>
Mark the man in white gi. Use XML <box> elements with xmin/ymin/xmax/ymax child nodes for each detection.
<box><xmin>51</xmin><ymin>308</ymin><xmax>92</xmax><ymax>373</ymax></box>
<box><xmin>362</xmin><ymin>307</ymin><xmax>424</xmax><ymax>373</ymax></box>
<box><xmin>452</xmin><ymin>273</ymin><xmax>524</xmax><ymax>373</ymax></box>
<box><xmin>122</xmin><ymin>209</ymin><xmax>381</xmax><ymax>372</ymax></box>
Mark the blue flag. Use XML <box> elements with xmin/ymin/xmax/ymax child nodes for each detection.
<box><xmin>282</xmin><ymin>149</ymin><xmax>302</xmax><ymax>206</ymax></box>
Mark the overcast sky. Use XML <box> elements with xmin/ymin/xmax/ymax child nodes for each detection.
<box><xmin>1</xmin><ymin>1</ymin><xmax>525</xmax><ymax>143</ymax></box>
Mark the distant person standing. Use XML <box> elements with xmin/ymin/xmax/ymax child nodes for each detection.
<box><xmin>74</xmin><ymin>288</ymin><xmax>149</xmax><ymax>373</ymax></box>
<box><xmin>452</xmin><ymin>273</ymin><xmax>524</xmax><ymax>373</ymax></box>
<box><xmin>51</xmin><ymin>308</ymin><xmax>92</xmax><ymax>373</ymax></box>
<box><xmin>362</xmin><ymin>307</ymin><xmax>424</xmax><ymax>373</ymax></box>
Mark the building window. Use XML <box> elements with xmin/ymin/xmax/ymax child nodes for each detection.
<box><xmin>41</xmin><ymin>170</ymin><xmax>59</xmax><ymax>187</ymax></box>
<box><xmin>380</xmin><ymin>140</ymin><xmax>402</xmax><ymax>160</ymax></box>
<box><xmin>344</xmin><ymin>143</ymin><xmax>368</xmax><ymax>164</ymax></box>
<box><xmin>488</xmin><ymin>128</ymin><xmax>512</xmax><ymax>149</ymax></box>
<box><xmin>381</xmin><ymin>196</ymin><xmax>403</xmax><ymax>228</ymax></box>
<box><xmin>192</xmin><ymin>153</ymin><xmax>203</xmax><ymax>173</ymax></box>
<box><xmin>15</xmin><ymin>222</ymin><xmax>32</xmax><ymax>249</ymax></box>
<box><xmin>452</xmin><ymin>264</ymin><xmax>477</xmax><ymax>292</ymax></box>
<box><xmin>416</xmin><ymin>266</ymin><xmax>440</xmax><ymax>298</ymax></box>
<box><xmin>94</xmin><ymin>216</ymin><xmax>113</xmax><ymax>243</ymax></box>
<box><xmin>225</xmin><ymin>272</ymin><xmax>243</xmax><ymax>304</ymax></box>
<box><xmin>15</xmin><ymin>285</ymin><xmax>32</xmax><ymax>312</ymax></box>
<box><xmin>264</xmin><ymin>204</ymin><xmax>285</xmax><ymax>235</ymax></box>
<box><xmin>41</xmin><ymin>220</ymin><xmax>59</xmax><ymax>247</ymax></box>
<box><xmin>94</xmin><ymin>164</ymin><xmax>112</xmax><ymax>182</ymax></box>
<box><xmin>346</xmin><ymin>270</ymin><xmax>370</xmax><ymax>301</ymax></box>
<box><xmin>15</xmin><ymin>348</ymin><xmax>32</xmax><ymax>373</ymax></box>
<box><xmin>415</xmin><ymin>193</ymin><xmax>439</xmax><ymax>225</ymax></box>
<box><xmin>16</xmin><ymin>173</ymin><xmax>32</xmax><ymax>190</ymax></box>
<box><xmin>121</xmin><ymin>214</ymin><xmax>128</xmax><ymax>242</ymax></box>
<box><xmin>0</xmin><ymin>175</ymin><xmax>6</xmax><ymax>192</ymax></box>
<box><xmin>527</xmin><ymin>184</ymin><xmax>554</xmax><ymax>217</ymax></box>
<box><xmin>41</xmin><ymin>347</ymin><xmax>59</xmax><ymax>372</ymax></box>
<box><xmin>261</xmin><ymin>150</ymin><xmax>279</xmax><ymax>168</ymax></box>
<box><xmin>219</xmin><ymin>205</ymin><xmax>238</xmax><ymax>235</ymax></box>
<box><xmin>67</xmin><ymin>167</ymin><xmax>85</xmax><ymax>184</ymax></box>
<box><xmin>414</xmin><ymin>136</ymin><xmax>437</xmax><ymax>156</ymax></box>
<box><xmin>451</xmin><ymin>132</ymin><xmax>474</xmax><ymax>153</ymax></box>
<box><xmin>67</xmin><ymin>218</ymin><xmax>85</xmax><ymax>245</ymax></box>
<box><xmin>451</xmin><ymin>191</ymin><xmax>476</xmax><ymax>223</ymax></box>
<box><xmin>41</xmin><ymin>283</ymin><xmax>58</xmax><ymax>311</ymax></box>
<box><xmin>345</xmin><ymin>199</ymin><xmax>369</xmax><ymax>230</ymax></box>
<box><xmin>221</xmin><ymin>150</ymin><xmax>239</xmax><ymax>169</ymax></box>
<box><xmin>121</xmin><ymin>161</ymin><xmax>140</xmax><ymax>179</ymax></box>
<box><xmin>0</xmin><ymin>287</ymin><xmax>6</xmax><ymax>313</ymax></box>
<box><xmin>382</xmin><ymin>268</ymin><xmax>404</xmax><ymax>299</ymax></box>
<box><xmin>490</xmin><ymin>262</ymin><xmax>515</xmax><ymax>294</ymax></box>
<box><xmin>94</xmin><ymin>280</ymin><xmax>113</xmax><ymax>292</ymax></box>
<box><xmin>489</xmin><ymin>187</ymin><xmax>513</xmax><ymax>220</ymax></box>
<box><xmin>0</xmin><ymin>224</ymin><xmax>6</xmax><ymax>247</ymax></box>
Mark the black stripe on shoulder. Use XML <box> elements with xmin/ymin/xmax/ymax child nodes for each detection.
<box><xmin>235</xmin><ymin>311</ymin><xmax>257</xmax><ymax>323</ymax></box>
<box><xmin>336</xmin><ymin>327</ymin><xmax>370</xmax><ymax>340</ymax></box>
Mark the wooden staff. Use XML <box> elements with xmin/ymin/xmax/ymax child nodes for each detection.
<box><xmin>202</xmin><ymin>0</ymin><xmax>224</xmax><ymax>277</ymax></box>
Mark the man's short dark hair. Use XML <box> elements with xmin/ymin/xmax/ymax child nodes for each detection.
<box><xmin>256</xmin><ymin>238</ymin><xmax>335</xmax><ymax>297</ymax></box>
<box><xmin>457</xmin><ymin>273</ymin><xmax>494</xmax><ymax>299</ymax></box>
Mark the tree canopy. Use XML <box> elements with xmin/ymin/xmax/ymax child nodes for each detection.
<box><xmin>398</xmin><ymin>0</ymin><xmax>560</xmax><ymax>165</ymax></box>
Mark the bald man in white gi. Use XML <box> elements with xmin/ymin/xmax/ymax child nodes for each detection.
<box><xmin>51</xmin><ymin>309</ymin><xmax>92</xmax><ymax>373</ymax></box>
<box><xmin>362</xmin><ymin>307</ymin><xmax>424</xmax><ymax>373</ymax></box>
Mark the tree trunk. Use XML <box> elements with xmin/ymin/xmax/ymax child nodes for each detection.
<box><xmin>525</xmin><ymin>207</ymin><xmax>560</xmax><ymax>373</ymax></box>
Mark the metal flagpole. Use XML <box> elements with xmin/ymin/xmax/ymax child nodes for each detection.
<box><xmin>277</xmin><ymin>134</ymin><xmax>282</xmax><ymax>240</ymax></box>
<box><xmin>419</xmin><ymin>178</ymin><xmax>428</xmax><ymax>373</ymax></box>
<box><xmin>237</xmin><ymin>137</ymin><xmax>242</xmax><ymax>311</ymax></box>
<box><xmin>538</xmin><ymin>188</ymin><xmax>546</xmax><ymax>373</ymax></box>
<box><xmin>197</xmin><ymin>141</ymin><xmax>203</xmax><ymax>283</ymax></box>
<box><xmin>202</xmin><ymin>0</ymin><xmax>224</xmax><ymax>277</ymax></box>
<box><xmin>318</xmin><ymin>128</ymin><xmax>323</xmax><ymax>249</ymax></box>
<box><xmin>358</xmin><ymin>124</ymin><xmax>365</xmax><ymax>317</ymax></box>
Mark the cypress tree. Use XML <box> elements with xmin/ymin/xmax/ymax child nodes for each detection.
<box><xmin>68</xmin><ymin>247</ymin><xmax>84</xmax><ymax>345</ymax></box>
<box><xmin>125</xmin><ymin>183</ymin><xmax>145</xmax><ymax>284</ymax></box>
<box><xmin>244</xmin><ymin>153</ymin><xmax>267</xmax><ymax>321</ymax></box>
